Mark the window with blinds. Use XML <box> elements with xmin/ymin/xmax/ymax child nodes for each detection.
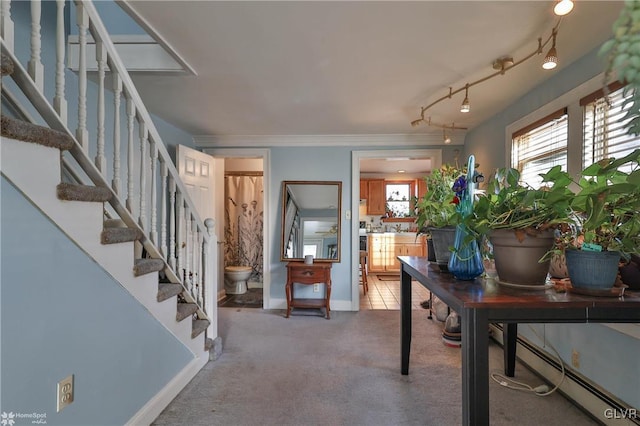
<box><xmin>582</xmin><ymin>82</ymin><xmax>640</xmax><ymax>173</ymax></box>
<box><xmin>511</xmin><ymin>108</ymin><xmax>568</xmax><ymax>188</ymax></box>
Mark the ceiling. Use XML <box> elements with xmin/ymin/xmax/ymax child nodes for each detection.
<box><xmin>122</xmin><ymin>0</ymin><xmax>622</xmax><ymax>143</ymax></box>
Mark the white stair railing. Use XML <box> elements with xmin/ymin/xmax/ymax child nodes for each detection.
<box><xmin>0</xmin><ymin>0</ymin><xmax>216</xmax><ymax>330</ymax></box>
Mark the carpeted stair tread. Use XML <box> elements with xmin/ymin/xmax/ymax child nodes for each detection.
<box><xmin>101</xmin><ymin>227</ymin><xmax>140</xmax><ymax>244</ymax></box>
<box><xmin>192</xmin><ymin>319</ymin><xmax>210</xmax><ymax>339</ymax></box>
<box><xmin>57</xmin><ymin>182</ymin><xmax>112</xmax><ymax>202</ymax></box>
<box><xmin>1</xmin><ymin>116</ymin><xmax>74</xmax><ymax>150</ymax></box>
<box><xmin>157</xmin><ymin>283</ymin><xmax>182</xmax><ymax>302</ymax></box>
<box><xmin>134</xmin><ymin>258</ymin><xmax>165</xmax><ymax>277</ymax></box>
<box><xmin>176</xmin><ymin>302</ymin><xmax>198</xmax><ymax>321</ymax></box>
<box><xmin>1</xmin><ymin>53</ymin><xmax>14</xmax><ymax>76</ymax></box>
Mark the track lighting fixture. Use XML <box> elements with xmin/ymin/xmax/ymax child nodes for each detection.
<box><xmin>553</xmin><ymin>0</ymin><xmax>573</xmax><ymax>16</ymax></box>
<box><xmin>542</xmin><ymin>29</ymin><xmax>558</xmax><ymax>70</ymax></box>
<box><xmin>412</xmin><ymin>6</ymin><xmax>568</xmax><ymax>127</ymax></box>
<box><xmin>460</xmin><ymin>85</ymin><xmax>470</xmax><ymax>113</ymax></box>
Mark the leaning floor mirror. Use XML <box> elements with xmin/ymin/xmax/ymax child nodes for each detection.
<box><xmin>281</xmin><ymin>181</ymin><xmax>342</xmax><ymax>262</ymax></box>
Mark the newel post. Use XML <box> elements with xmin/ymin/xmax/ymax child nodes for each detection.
<box><xmin>204</xmin><ymin>218</ymin><xmax>218</xmax><ymax>339</ymax></box>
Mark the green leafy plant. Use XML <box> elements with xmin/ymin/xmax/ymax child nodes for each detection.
<box><xmin>470</xmin><ymin>166</ymin><xmax>574</xmax><ymax>241</ymax></box>
<box><xmin>558</xmin><ymin>149</ymin><xmax>640</xmax><ymax>258</ymax></box>
<box><xmin>415</xmin><ymin>164</ymin><xmax>464</xmax><ymax>230</ymax></box>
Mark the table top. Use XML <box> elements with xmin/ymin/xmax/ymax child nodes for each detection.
<box><xmin>399</xmin><ymin>256</ymin><xmax>640</xmax><ymax>322</ymax></box>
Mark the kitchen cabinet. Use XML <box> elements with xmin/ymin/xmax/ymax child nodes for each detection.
<box><xmin>367</xmin><ymin>179</ymin><xmax>386</xmax><ymax>215</ymax></box>
<box><xmin>389</xmin><ymin>236</ymin><xmax>426</xmax><ymax>271</ymax></box>
<box><xmin>368</xmin><ymin>234</ymin><xmax>425</xmax><ymax>273</ymax></box>
<box><xmin>417</xmin><ymin>177</ymin><xmax>427</xmax><ymax>201</ymax></box>
<box><xmin>359</xmin><ymin>179</ymin><xmax>369</xmax><ymax>200</ymax></box>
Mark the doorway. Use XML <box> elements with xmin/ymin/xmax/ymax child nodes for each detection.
<box><xmin>202</xmin><ymin>148</ymin><xmax>271</xmax><ymax>310</ymax></box>
<box><xmin>351</xmin><ymin>149</ymin><xmax>442</xmax><ymax>311</ymax></box>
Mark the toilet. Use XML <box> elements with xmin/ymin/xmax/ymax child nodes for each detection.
<box><xmin>224</xmin><ymin>266</ymin><xmax>253</xmax><ymax>295</ymax></box>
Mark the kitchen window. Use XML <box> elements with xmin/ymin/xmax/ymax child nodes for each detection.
<box><xmin>385</xmin><ymin>181</ymin><xmax>415</xmax><ymax>218</ymax></box>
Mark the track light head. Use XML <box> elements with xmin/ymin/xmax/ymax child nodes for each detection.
<box><xmin>543</xmin><ymin>30</ymin><xmax>558</xmax><ymax>70</ymax></box>
<box><xmin>542</xmin><ymin>46</ymin><xmax>558</xmax><ymax>69</ymax></box>
<box><xmin>443</xmin><ymin>128</ymin><xmax>451</xmax><ymax>144</ymax></box>
<box><xmin>460</xmin><ymin>85</ymin><xmax>470</xmax><ymax>113</ymax></box>
<box><xmin>554</xmin><ymin>0</ymin><xmax>573</xmax><ymax>16</ymax></box>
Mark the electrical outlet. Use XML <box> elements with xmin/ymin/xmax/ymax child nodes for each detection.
<box><xmin>571</xmin><ymin>349</ymin><xmax>580</xmax><ymax>369</ymax></box>
<box><xmin>57</xmin><ymin>374</ymin><xmax>74</xmax><ymax>412</ymax></box>
<box><xmin>313</xmin><ymin>283</ymin><xmax>320</xmax><ymax>292</ymax></box>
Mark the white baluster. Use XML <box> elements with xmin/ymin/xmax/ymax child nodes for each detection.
<box><xmin>1</xmin><ymin>0</ymin><xmax>15</xmax><ymax>52</ymax></box>
<box><xmin>149</xmin><ymin>139</ymin><xmax>158</xmax><ymax>245</ymax></box>
<box><xmin>197</xmin><ymin>227</ymin><xmax>203</xmax><ymax>304</ymax></box>
<box><xmin>75</xmin><ymin>2</ymin><xmax>88</xmax><ymax>148</ymax></box>
<box><xmin>184</xmin><ymin>206</ymin><xmax>192</xmax><ymax>289</ymax></box>
<box><xmin>176</xmin><ymin>192</ymin><xmax>184</xmax><ymax>283</ymax></box>
<box><xmin>204</xmin><ymin>218</ymin><xmax>216</xmax><ymax>318</ymax></box>
<box><xmin>53</xmin><ymin>0</ymin><xmax>67</xmax><ymax>125</ymax></box>
<box><xmin>28</xmin><ymin>0</ymin><xmax>44</xmax><ymax>91</ymax></box>
<box><xmin>191</xmin><ymin>217</ymin><xmax>198</xmax><ymax>299</ymax></box>
<box><xmin>95</xmin><ymin>40</ymin><xmax>107</xmax><ymax>173</ymax></box>
<box><xmin>138</xmin><ymin>122</ymin><xmax>148</xmax><ymax>230</ymax></box>
<box><xmin>125</xmin><ymin>96</ymin><xmax>135</xmax><ymax>213</ymax></box>
<box><xmin>169</xmin><ymin>177</ymin><xmax>177</xmax><ymax>271</ymax></box>
<box><xmin>112</xmin><ymin>74</ymin><xmax>123</xmax><ymax>195</ymax></box>
<box><xmin>161</xmin><ymin>161</ymin><xmax>168</xmax><ymax>259</ymax></box>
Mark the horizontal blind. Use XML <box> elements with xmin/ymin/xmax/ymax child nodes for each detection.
<box><xmin>583</xmin><ymin>84</ymin><xmax>640</xmax><ymax>173</ymax></box>
<box><xmin>512</xmin><ymin>109</ymin><xmax>568</xmax><ymax>188</ymax></box>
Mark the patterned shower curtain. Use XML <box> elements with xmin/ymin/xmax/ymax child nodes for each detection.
<box><xmin>224</xmin><ymin>175</ymin><xmax>264</xmax><ymax>283</ymax></box>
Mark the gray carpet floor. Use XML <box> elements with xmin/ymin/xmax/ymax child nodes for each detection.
<box><xmin>152</xmin><ymin>308</ymin><xmax>597</xmax><ymax>425</ymax></box>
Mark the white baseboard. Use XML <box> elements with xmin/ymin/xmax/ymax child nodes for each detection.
<box><xmin>126</xmin><ymin>354</ymin><xmax>209</xmax><ymax>426</ymax></box>
<box><xmin>267</xmin><ymin>297</ymin><xmax>355</xmax><ymax>311</ymax></box>
<box><xmin>490</xmin><ymin>324</ymin><xmax>639</xmax><ymax>426</ymax></box>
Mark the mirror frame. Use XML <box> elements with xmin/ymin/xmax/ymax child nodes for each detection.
<box><xmin>280</xmin><ymin>180</ymin><xmax>342</xmax><ymax>263</ymax></box>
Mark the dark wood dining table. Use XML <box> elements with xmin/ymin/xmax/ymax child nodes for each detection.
<box><xmin>399</xmin><ymin>256</ymin><xmax>640</xmax><ymax>426</ymax></box>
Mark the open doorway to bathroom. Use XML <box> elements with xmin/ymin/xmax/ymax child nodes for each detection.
<box><xmin>218</xmin><ymin>169</ymin><xmax>264</xmax><ymax>308</ymax></box>
<box><xmin>201</xmin><ymin>148</ymin><xmax>270</xmax><ymax>310</ymax></box>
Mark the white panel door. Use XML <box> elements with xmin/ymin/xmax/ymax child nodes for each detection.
<box><xmin>176</xmin><ymin>144</ymin><xmax>217</xmax><ymax>222</ymax></box>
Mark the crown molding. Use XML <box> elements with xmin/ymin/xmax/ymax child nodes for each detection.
<box><xmin>193</xmin><ymin>133</ymin><xmax>465</xmax><ymax>148</ymax></box>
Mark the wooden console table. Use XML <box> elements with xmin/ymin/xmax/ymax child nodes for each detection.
<box><xmin>285</xmin><ymin>261</ymin><xmax>332</xmax><ymax>319</ymax></box>
<box><xmin>399</xmin><ymin>256</ymin><xmax>640</xmax><ymax>426</ymax></box>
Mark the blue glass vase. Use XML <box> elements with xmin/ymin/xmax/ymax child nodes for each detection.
<box><xmin>448</xmin><ymin>223</ymin><xmax>484</xmax><ymax>280</ymax></box>
<box><xmin>448</xmin><ymin>155</ymin><xmax>484</xmax><ymax>281</ymax></box>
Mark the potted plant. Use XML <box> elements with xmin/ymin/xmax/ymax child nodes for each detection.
<box><xmin>469</xmin><ymin>166</ymin><xmax>574</xmax><ymax>286</ymax></box>
<box><xmin>555</xmin><ymin>149</ymin><xmax>640</xmax><ymax>290</ymax></box>
<box><xmin>415</xmin><ymin>164</ymin><xmax>464</xmax><ymax>269</ymax></box>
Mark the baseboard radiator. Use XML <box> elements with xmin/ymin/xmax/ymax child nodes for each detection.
<box><xmin>490</xmin><ymin>324</ymin><xmax>639</xmax><ymax>426</ymax></box>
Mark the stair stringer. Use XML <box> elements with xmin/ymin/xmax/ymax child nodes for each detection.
<box><xmin>1</xmin><ymin>136</ymin><xmax>208</xmax><ymax>359</ymax></box>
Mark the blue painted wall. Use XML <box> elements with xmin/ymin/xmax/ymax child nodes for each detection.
<box><xmin>463</xmin><ymin>45</ymin><xmax>640</xmax><ymax>409</ymax></box>
<box><xmin>0</xmin><ymin>177</ymin><xmax>194</xmax><ymax>425</ymax></box>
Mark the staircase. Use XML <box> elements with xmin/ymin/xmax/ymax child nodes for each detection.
<box><xmin>1</xmin><ymin>0</ymin><xmax>219</xmax><ymax>422</ymax></box>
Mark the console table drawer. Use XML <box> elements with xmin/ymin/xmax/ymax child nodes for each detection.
<box><xmin>289</xmin><ymin>267</ymin><xmax>326</xmax><ymax>283</ymax></box>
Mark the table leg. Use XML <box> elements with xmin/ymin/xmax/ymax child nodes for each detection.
<box><xmin>285</xmin><ymin>280</ymin><xmax>292</xmax><ymax>318</ymax></box>
<box><xmin>461</xmin><ymin>307</ymin><xmax>489</xmax><ymax>426</ymax></box>
<box><xmin>400</xmin><ymin>266</ymin><xmax>412</xmax><ymax>375</ymax></box>
<box><xmin>503</xmin><ymin>323</ymin><xmax>517</xmax><ymax>377</ymax></box>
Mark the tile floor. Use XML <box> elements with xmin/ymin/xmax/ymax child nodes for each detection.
<box><xmin>359</xmin><ymin>272</ymin><xmax>431</xmax><ymax>310</ymax></box>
